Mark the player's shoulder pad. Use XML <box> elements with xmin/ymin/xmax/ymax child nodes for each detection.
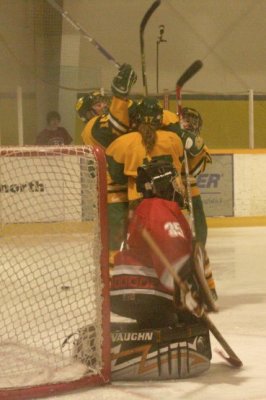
<box><xmin>162</xmin><ymin>109</ymin><xmax>179</xmax><ymax>125</ymax></box>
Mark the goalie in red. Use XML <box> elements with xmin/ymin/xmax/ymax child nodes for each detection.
<box><xmin>110</xmin><ymin>160</ymin><xmax>212</xmax><ymax>379</ymax></box>
<box><xmin>111</xmin><ymin>160</ymin><xmax>202</xmax><ymax>328</ymax></box>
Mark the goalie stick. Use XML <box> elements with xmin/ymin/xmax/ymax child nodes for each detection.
<box><xmin>140</xmin><ymin>0</ymin><xmax>161</xmax><ymax>95</ymax></box>
<box><xmin>141</xmin><ymin>227</ymin><xmax>243</xmax><ymax>368</ymax></box>
<box><xmin>46</xmin><ymin>0</ymin><xmax>120</xmax><ymax>69</ymax></box>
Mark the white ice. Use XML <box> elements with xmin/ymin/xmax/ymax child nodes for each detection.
<box><xmin>39</xmin><ymin>225</ymin><xmax>266</xmax><ymax>400</ymax></box>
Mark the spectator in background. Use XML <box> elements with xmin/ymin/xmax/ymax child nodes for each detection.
<box><xmin>35</xmin><ymin>111</ymin><xmax>73</xmax><ymax>145</ymax></box>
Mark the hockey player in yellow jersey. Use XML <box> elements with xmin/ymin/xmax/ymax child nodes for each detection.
<box><xmin>146</xmin><ymin>105</ymin><xmax>217</xmax><ymax>299</ymax></box>
<box><xmin>77</xmin><ymin>64</ymin><xmax>137</xmax><ymax>265</ymax></box>
<box><xmin>106</xmin><ymin>97</ymin><xmax>185</xmax><ymax>209</ymax></box>
<box><xmin>179</xmin><ymin>107</ymin><xmax>217</xmax><ymax>300</ymax></box>
<box><xmin>76</xmin><ymin>62</ymin><xmax>139</xmax><ymax>150</ymax></box>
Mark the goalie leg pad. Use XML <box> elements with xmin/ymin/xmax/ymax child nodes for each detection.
<box><xmin>111</xmin><ymin>321</ymin><xmax>211</xmax><ymax>380</ymax></box>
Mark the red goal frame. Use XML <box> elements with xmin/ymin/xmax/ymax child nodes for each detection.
<box><xmin>0</xmin><ymin>145</ymin><xmax>111</xmax><ymax>399</ymax></box>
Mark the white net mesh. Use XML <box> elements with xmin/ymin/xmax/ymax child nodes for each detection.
<box><xmin>0</xmin><ymin>145</ymin><xmax>110</xmax><ymax>396</ymax></box>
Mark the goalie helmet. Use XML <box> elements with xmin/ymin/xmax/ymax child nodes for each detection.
<box><xmin>76</xmin><ymin>90</ymin><xmax>108</xmax><ymax>122</ymax></box>
<box><xmin>181</xmin><ymin>107</ymin><xmax>203</xmax><ymax>135</ymax></box>
<box><xmin>136</xmin><ymin>160</ymin><xmax>184</xmax><ymax>205</ymax></box>
<box><xmin>135</xmin><ymin>97</ymin><xmax>163</xmax><ymax>128</ymax></box>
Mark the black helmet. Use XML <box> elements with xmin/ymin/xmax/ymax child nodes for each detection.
<box><xmin>136</xmin><ymin>160</ymin><xmax>177</xmax><ymax>198</ymax></box>
<box><xmin>135</xmin><ymin>97</ymin><xmax>163</xmax><ymax>128</ymax></box>
<box><xmin>76</xmin><ymin>90</ymin><xmax>107</xmax><ymax>122</ymax></box>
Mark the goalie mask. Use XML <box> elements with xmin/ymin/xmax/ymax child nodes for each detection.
<box><xmin>135</xmin><ymin>97</ymin><xmax>163</xmax><ymax>129</ymax></box>
<box><xmin>136</xmin><ymin>160</ymin><xmax>184</xmax><ymax>206</ymax></box>
<box><xmin>76</xmin><ymin>90</ymin><xmax>108</xmax><ymax>122</ymax></box>
<box><xmin>181</xmin><ymin>107</ymin><xmax>203</xmax><ymax>135</ymax></box>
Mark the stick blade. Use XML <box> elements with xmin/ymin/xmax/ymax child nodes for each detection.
<box><xmin>140</xmin><ymin>0</ymin><xmax>161</xmax><ymax>96</ymax></box>
<box><xmin>140</xmin><ymin>0</ymin><xmax>161</xmax><ymax>32</ymax></box>
<box><xmin>215</xmin><ymin>349</ymin><xmax>243</xmax><ymax>368</ymax></box>
<box><xmin>176</xmin><ymin>60</ymin><xmax>203</xmax><ymax>88</ymax></box>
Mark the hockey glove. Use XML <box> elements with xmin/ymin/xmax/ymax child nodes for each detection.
<box><xmin>111</xmin><ymin>63</ymin><xmax>137</xmax><ymax>98</ymax></box>
<box><xmin>180</xmin><ymin>129</ymin><xmax>204</xmax><ymax>156</ymax></box>
<box><xmin>173</xmin><ymin>257</ymin><xmax>204</xmax><ymax>318</ymax></box>
<box><xmin>184</xmin><ymin>289</ymin><xmax>204</xmax><ymax>317</ymax></box>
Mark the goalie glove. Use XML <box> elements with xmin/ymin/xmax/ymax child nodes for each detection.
<box><xmin>173</xmin><ymin>257</ymin><xmax>204</xmax><ymax>318</ymax></box>
<box><xmin>184</xmin><ymin>288</ymin><xmax>204</xmax><ymax>318</ymax></box>
<box><xmin>111</xmin><ymin>63</ymin><xmax>137</xmax><ymax>98</ymax></box>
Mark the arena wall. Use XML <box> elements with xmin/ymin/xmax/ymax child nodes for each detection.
<box><xmin>206</xmin><ymin>149</ymin><xmax>266</xmax><ymax>226</ymax></box>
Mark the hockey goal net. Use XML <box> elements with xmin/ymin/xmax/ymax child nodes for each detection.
<box><xmin>0</xmin><ymin>145</ymin><xmax>110</xmax><ymax>399</ymax></box>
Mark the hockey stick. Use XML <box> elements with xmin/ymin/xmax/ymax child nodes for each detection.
<box><xmin>141</xmin><ymin>227</ymin><xmax>243</xmax><ymax>368</ymax></box>
<box><xmin>175</xmin><ymin>62</ymin><xmax>241</xmax><ymax>366</ymax></box>
<box><xmin>175</xmin><ymin>60</ymin><xmax>218</xmax><ymax>312</ymax></box>
<box><xmin>140</xmin><ymin>0</ymin><xmax>161</xmax><ymax>95</ymax></box>
<box><xmin>176</xmin><ymin>60</ymin><xmax>203</xmax><ymax>116</ymax></box>
<box><xmin>183</xmin><ymin>148</ymin><xmax>195</xmax><ymax>236</ymax></box>
<box><xmin>46</xmin><ymin>0</ymin><xmax>120</xmax><ymax>69</ymax></box>
<box><xmin>175</xmin><ymin>60</ymin><xmax>203</xmax><ymax>229</ymax></box>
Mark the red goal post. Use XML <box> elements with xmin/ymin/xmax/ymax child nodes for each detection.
<box><xmin>0</xmin><ymin>145</ymin><xmax>110</xmax><ymax>399</ymax></box>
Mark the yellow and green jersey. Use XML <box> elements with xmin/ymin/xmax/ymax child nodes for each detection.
<box><xmin>81</xmin><ymin>97</ymin><xmax>131</xmax><ymax>149</ymax></box>
<box><xmin>81</xmin><ymin>96</ymin><xmax>132</xmax><ymax>264</ymax></box>
<box><xmin>185</xmin><ymin>145</ymin><xmax>212</xmax><ymax>197</ymax></box>
<box><xmin>81</xmin><ymin>96</ymin><xmax>132</xmax><ymax>205</ymax></box>
<box><xmin>106</xmin><ymin>129</ymin><xmax>184</xmax><ymax>201</ymax></box>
